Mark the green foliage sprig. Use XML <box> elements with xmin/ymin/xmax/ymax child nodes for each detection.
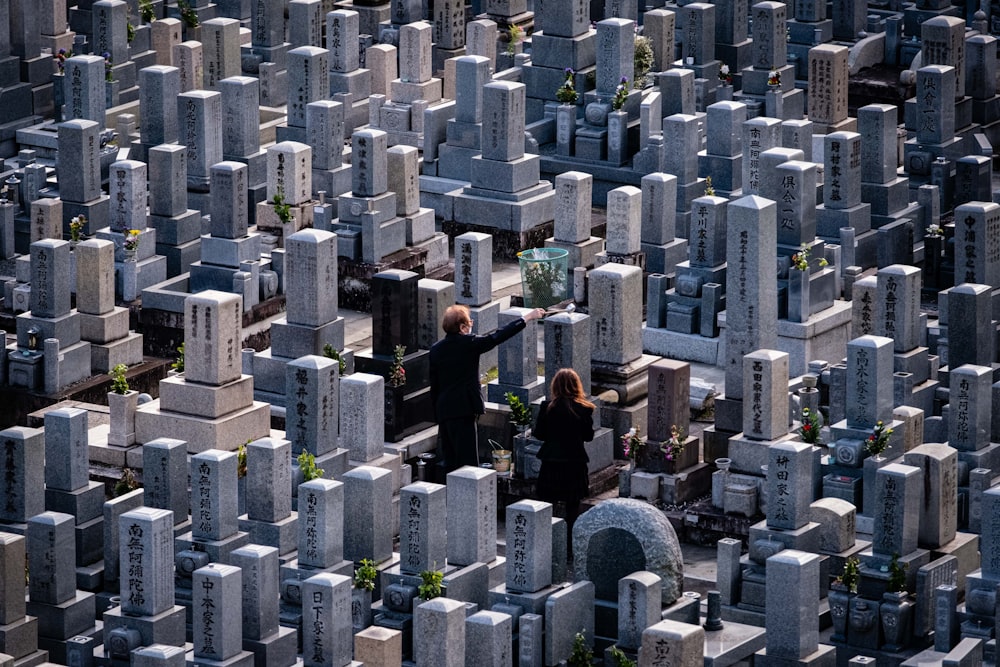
<box><xmin>322</xmin><ymin>344</ymin><xmax>347</xmax><ymax>375</ymax></box>
<box><xmin>505</xmin><ymin>24</ymin><xmax>523</xmax><ymax>56</ymax></box>
<box><xmin>609</xmin><ymin>646</ymin><xmax>636</xmax><ymax>667</ymax></box>
<box><xmin>505</xmin><ymin>392</ymin><xmax>532</xmax><ymax>427</ymax></box>
<box><xmin>835</xmin><ymin>556</ymin><xmax>860</xmax><ymax>593</ymax></box>
<box><xmin>237</xmin><ymin>442</ymin><xmax>248</xmax><ymax>478</ymax></box>
<box><xmin>297</xmin><ymin>450</ymin><xmax>324</xmax><ymax>481</ymax></box>
<box><xmin>633</xmin><ymin>35</ymin><xmax>654</xmax><ymax>88</ymax></box>
<box><xmin>172</xmin><ymin>342</ymin><xmax>185</xmax><ymax>373</ymax></box>
<box><xmin>418</xmin><ymin>567</ymin><xmax>443</xmax><ymax>601</ymax></box>
<box><xmin>139</xmin><ymin>0</ymin><xmax>156</xmax><ymax>22</ymax></box>
<box><xmin>887</xmin><ymin>553</ymin><xmax>908</xmax><ymax>593</ymax></box>
<box><xmin>272</xmin><ymin>190</ymin><xmax>292</xmax><ymax>224</ymax></box>
<box><xmin>354</xmin><ymin>558</ymin><xmax>378</xmax><ymax>591</ymax></box>
<box><xmin>111</xmin><ymin>363</ymin><xmax>130</xmax><ymax>394</ymax></box>
<box><xmin>567</xmin><ymin>631</ymin><xmax>595</xmax><ymax>667</ymax></box>
<box><xmin>114</xmin><ymin>468</ymin><xmax>140</xmax><ymax>497</ymax></box>
<box><xmin>611</xmin><ymin>77</ymin><xmax>629</xmax><ymax>111</ymax></box>
<box><xmin>178</xmin><ymin>0</ymin><xmax>199</xmax><ymax>28</ymax></box>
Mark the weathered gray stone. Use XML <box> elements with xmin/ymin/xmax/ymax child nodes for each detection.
<box><xmin>301</xmin><ymin>574</ymin><xmax>353</xmax><ymax>667</ymax></box>
<box><xmin>343</xmin><ymin>466</ymin><xmax>393</xmax><ymax>563</ymax></box>
<box><xmin>120</xmin><ymin>507</ymin><xmax>175</xmax><ymax>616</ymax></box>
<box><xmin>573</xmin><ymin>499</ymin><xmax>683</xmax><ymax>605</ymax></box>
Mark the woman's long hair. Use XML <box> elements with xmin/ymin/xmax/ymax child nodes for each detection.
<box><xmin>549</xmin><ymin>368</ymin><xmax>595</xmax><ymax>410</ymax></box>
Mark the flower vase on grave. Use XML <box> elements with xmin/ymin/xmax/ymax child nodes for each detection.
<box><xmin>108</xmin><ymin>389</ymin><xmax>139</xmax><ymax>447</ymax></box>
<box><xmin>607</xmin><ymin>110</ymin><xmax>628</xmax><ymax>166</ymax></box>
<box><xmin>788</xmin><ymin>268</ymin><xmax>811</xmax><ymax>323</ymax></box>
<box><xmin>924</xmin><ymin>234</ymin><xmax>944</xmax><ymax>288</ymax></box>
<box><xmin>556</xmin><ymin>105</ymin><xmax>576</xmax><ymax>157</ymax></box>
<box><xmin>351</xmin><ymin>588</ymin><xmax>374</xmax><ymax>632</ymax></box>
<box><xmin>384</xmin><ymin>384</ymin><xmax>407</xmax><ymax>442</ymax></box>
<box><xmin>52</xmin><ymin>73</ymin><xmax>65</xmax><ymax>123</ymax></box>
<box><xmin>122</xmin><ymin>258</ymin><xmax>139</xmax><ymax>301</ymax></box>
<box><xmin>619</xmin><ymin>470</ymin><xmax>631</xmax><ymax>497</ymax></box>
<box><xmin>828</xmin><ymin>582</ymin><xmax>853</xmax><ymax>642</ymax></box>
<box><xmin>848</xmin><ymin>597</ymin><xmax>881</xmax><ymax>647</ymax></box>
<box><xmin>183</xmin><ymin>24</ymin><xmax>202</xmax><ymax>44</ymax></box>
<box><xmin>879</xmin><ymin>590</ymin><xmax>913</xmax><ymax>651</ymax></box>
<box><xmin>237</xmin><ymin>473</ymin><xmax>247</xmax><ymax>517</ymax></box>
<box><xmin>106</xmin><ymin>79</ymin><xmax>120</xmax><ymax>109</ymax></box>
<box><xmin>639</xmin><ymin>443</ymin><xmax>669</xmax><ymax>474</ymax></box>
<box><xmin>511</xmin><ymin>429</ymin><xmax>528</xmax><ymax>479</ymax></box>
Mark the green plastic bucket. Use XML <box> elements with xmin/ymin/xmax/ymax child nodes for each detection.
<box><xmin>518</xmin><ymin>248</ymin><xmax>569</xmax><ymax>308</ymax></box>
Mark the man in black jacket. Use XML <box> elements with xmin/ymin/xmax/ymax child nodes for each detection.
<box><xmin>430</xmin><ymin>304</ymin><xmax>545</xmax><ymax>472</ymax></box>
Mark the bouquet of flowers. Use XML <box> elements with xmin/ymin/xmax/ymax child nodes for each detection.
<box><xmin>556</xmin><ymin>68</ymin><xmax>578</xmax><ymax>105</ymax></box>
<box><xmin>622</xmin><ymin>426</ymin><xmax>644</xmax><ymax>460</ymax></box>
<box><xmin>70</xmin><ymin>215</ymin><xmax>86</xmax><ymax>243</ymax></box>
<box><xmin>123</xmin><ymin>229</ymin><xmax>141</xmax><ymax>253</ymax></box>
<box><xmin>55</xmin><ymin>48</ymin><xmax>73</xmax><ymax>74</ymax></box>
<box><xmin>718</xmin><ymin>64</ymin><xmax>732</xmax><ymax>85</ymax></box>
<box><xmin>798</xmin><ymin>407</ymin><xmax>822</xmax><ymax>444</ymax></box>
<box><xmin>388</xmin><ymin>344</ymin><xmax>406</xmax><ymax>387</ymax></box>
<box><xmin>661</xmin><ymin>424</ymin><xmax>685</xmax><ymax>461</ymax></box>
<box><xmin>865</xmin><ymin>420</ymin><xmax>893</xmax><ymax>457</ymax></box>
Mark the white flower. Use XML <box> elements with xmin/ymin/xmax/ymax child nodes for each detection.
<box><xmin>768</xmin><ymin>70</ymin><xmax>778</xmax><ymax>78</ymax></box>
<box><xmin>720</xmin><ymin>64</ymin><xmax>730</xmax><ymax>75</ymax></box>
<box><xmin>627</xmin><ymin>427</ymin><xmax>637</xmax><ymax>438</ymax></box>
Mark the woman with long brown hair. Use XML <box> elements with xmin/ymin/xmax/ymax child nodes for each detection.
<box><xmin>532</xmin><ymin>368</ymin><xmax>595</xmax><ymax>559</ymax></box>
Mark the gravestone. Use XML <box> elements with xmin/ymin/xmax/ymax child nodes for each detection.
<box><xmin>176</xmin><ymin>449</ymin><xmax>250</xmax><ymax>563</ymax></box>
<box><xmin>191</xmin><ymin>564</ymin><xmax>254</xmax><ymax>666</ymax></box>
<box><xmin>301</xmin><ymin>574</ymin><xmax>353</xmax><ymax>667</ymax></box>
<box><xmin>147</xmin><ymin>143</ymin><xmax>202</xmax><ymax>277</ymax></box>
<box><xmin>142</xmin><ymin>438</ymin><xmax>189</xmax><ymax>527</ymax></box>
<box><xmin>43</xmin><ymin>408</ymin><xmax>105</xmax><ymax>570</ymax></box>
<box><xmin>0</xmin><ymin>532</ymin><xmax>44</xmax><ymax>663</ymax></box>
<box><xmin>103</xmin><ymin>508</ymin><xmax>185</xmax><ymax>655</ymax></box>
<box><xmin>398</xmin><ymin>482</ymin><xmax>447</xmax><ymax>575</ymax></box>
<box><xmin>251</xmin><ymin>228</ymin><xmax>346</xmax><ymax>416</ymax></box>
<box><xmin>756</xmin><ymin>550</ymin><xmax>833</xmax><ymax>665</ymax></box>
<box><xmin>238</xmin><ymin>437</ymin><xmax>298</xmax><ymax>555</ymax></box>
<box><xmin>231</xmin><ymin>544</ymin><xmax>298</xmax><ymax>667</ymax></box>
<box><xmin>136</xmin><ymin>290</ymin><xmax>270</xmax><ymax>451</ymax></box>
